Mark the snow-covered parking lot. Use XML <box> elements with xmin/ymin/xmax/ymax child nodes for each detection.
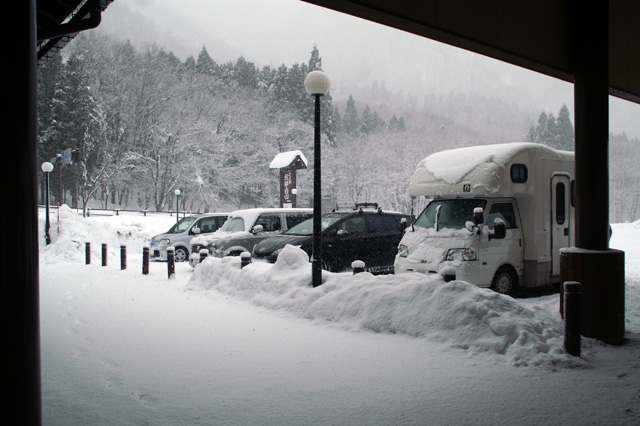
<box><xmin>39</xmin><ymin>206</ymin><xmax>640</xmax><ymax>425</ymax></box>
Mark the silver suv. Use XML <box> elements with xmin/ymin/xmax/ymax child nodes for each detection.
<box><xmin>189</xmin><ymin>207</ymin><xmax>312</xmax><ymax>267</ymax></box>
<box><xmin>150</xmin><ymin>213</ymin><xmax>229</xmax><ymax>262</ymax></box>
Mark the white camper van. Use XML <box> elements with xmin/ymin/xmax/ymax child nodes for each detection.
<box><xmin>394</xmin><ymin>143</ymin><xmax>574</xmax><ymax>295</ymax></box>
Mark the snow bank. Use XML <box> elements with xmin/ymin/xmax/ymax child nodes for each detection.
<box><xmin>39</xmin><ymin>205</ymin><xmax>174</xmax><ymax>264</ymax></box>
<box><xmin>187</xmin><ymin>245</ymin><xmax>583</xmax><ymax>368</ymax></box>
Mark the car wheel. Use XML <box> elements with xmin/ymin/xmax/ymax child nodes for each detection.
<box><xmin>491</xmin><ymin>266</ymin><xmax>517</xmax><ymax>296</ymax></box>
<box><xmin>174</xmin><ymin>247</ymin><xmax>188</xmax><ymax>263</ymax></box>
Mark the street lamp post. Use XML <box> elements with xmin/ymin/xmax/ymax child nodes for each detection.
<box><xmin>175</xmin><ymin>189</ymin><xmax>181</xmax><ymax>223</ymax></box>
<box><xmin>41</xmin><ymin>161</ymin><xmax>54</xmax><ymax>245</ymax></box>
<box><xmin>304</xmin><ymin>70</ymin><xmax>330</xmax><ymax>288</ymax></box>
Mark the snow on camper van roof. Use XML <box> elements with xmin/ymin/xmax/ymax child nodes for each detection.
<box><xmin>408</xmin><ymin>142</ymin><xmax>573</xmax><ymax>198</ymax></box>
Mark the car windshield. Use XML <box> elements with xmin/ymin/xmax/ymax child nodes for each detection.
<box><xmin>219</xmin><ymin>217</ymin><xmax>245</xmax><ymax>233</ymax></box>
<box><xmin>414</xmin><ymin>199</ymin><xmax>487</xmax><ymax>230</ymax></box>
<box><xmin>285</xmin><ymin>215</ymin><xmax>343</xmax><ymax>236</ymax></box>
<box><xmin>166</xmin><ymin>216</ymin><xmax>197</xmax><ymax>234</ymax></box>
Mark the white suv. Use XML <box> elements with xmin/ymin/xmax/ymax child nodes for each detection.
<box><xmin>189</xmin><ymin>207</ymin><xmax>312</xmax><ymax>267</ymax></box>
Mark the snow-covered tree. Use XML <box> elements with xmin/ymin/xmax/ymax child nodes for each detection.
<box><xmin>527</xmin><ymin>105</ymin><xmax>573</xmax><ymax>150</ymax></box>
<box><xmin>196</xmin><ymin>46</ymin><xmax>216</xmax><ymax>76</ymax></box>
<box><xmin>343</xmin><ymin>95</ymin><xmax>360</xmax><ymax>136</ymax></box>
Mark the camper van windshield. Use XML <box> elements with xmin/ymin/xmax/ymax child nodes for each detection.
<box><xmin>414</xmin><ymin>199</ymin><xmax>487</xmax><ymax>230</ymax></box>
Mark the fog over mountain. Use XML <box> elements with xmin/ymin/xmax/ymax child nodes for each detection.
<box><xmin>94</xmin><ymin>0</ymin><xmax>640</xmax><ymax>139</ymax></box>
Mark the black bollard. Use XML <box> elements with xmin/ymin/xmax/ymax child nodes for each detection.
<box><xmin>102</xmin><ymin>243</ymin><xmax>107</xmax><ymax>267</ymax></box>
<box><xmin>167</xmin><ymin>247</ymin><xmax>175</xmax><ymax>279</ymax></box>
<box><xmin>142</xmin><ymin>246</ymin><xmax>150</xmax><ymax>275</ymax></box>
<box><xmin>85</xmin><ymin>242</ymin><xmax>91</xmax><ymax>265</ymax></box>
<box><xmin>120</xmin><ymin>245</ymin><xmax>127</xmax><ymax>270</ymax></box>
<box><xmin>199</xmin><ymin>249</ymin><xmax>209</xmax><ymax>263</ymax></box>
<box><xmin>441</xmin><ymin>267</ymin><xmax>456</xmax><ymax>282</ymax></box>
<box><xmin>352</xmin><ymin>260</ymin><xmax>365</xmax><ymax>274</ymax></box>
<box><xmin>240</xmin><ymin>252</ymin><xmax>251</xmax><ymax>269</ymax></box>
<box><xmin>564</xmin><ymin>281</ymin><xmax>581</xmax><ymax>357</ymax></box>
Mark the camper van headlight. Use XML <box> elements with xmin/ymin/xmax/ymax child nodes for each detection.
<box><xmin>397</xmin><ymin>244</ymin><xmax>409</xmax><ymax>258</ymax></box>
<box><xmin>445</xmin><ymin>247</ymin><xmax>477</xmax><ymax>261</ymax></box>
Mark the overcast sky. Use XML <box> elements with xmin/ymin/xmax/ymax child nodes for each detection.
<box><xmin>97</xmin><ymin>0</ymin><xmax>640</xmax><ymax>138</ymax></box>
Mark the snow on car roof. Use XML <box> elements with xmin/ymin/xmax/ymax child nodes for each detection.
<box><xmin>228</xmin><ymin>208</ymin><xmax>313</xmax><ymax>232</ymax></box>
<box><xmin>415</xmin><ymin>142</ymin><xmax>571</xmax><ymax>185</ymax></box>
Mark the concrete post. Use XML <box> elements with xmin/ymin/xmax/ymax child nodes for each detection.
<box><xmin>240</xmin><ymin>252</ymin><xmax>251</xmax><ymax>269</ymax></box>
<box><xmin>142</xmin><ymin>246</ymin><xmax>149</xmax><ymax>275</ymax></box>
<box><xmin>563</xmin><ymin>281</ymin><xmax>581</xmax><ymax>357</ymax></box>
<box><xmin>101</xmin><ymin>243</ymin><xmax>107</xmax><ymax>267</ymax></box>
<box><xmin>167</xmin><ymin>247</ymin><xmax>175</xmax><ymax>279</ymax></box>
<box><xmin>120</xmin><ymin>245</ymin><xmax>127</xmax><ymax>270</ymax></box>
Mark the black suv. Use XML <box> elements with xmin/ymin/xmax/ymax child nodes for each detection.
<box><xmin>252</xmin><ymin>203</ymin><xmax>411</xmax><ymax>274</ymax></box>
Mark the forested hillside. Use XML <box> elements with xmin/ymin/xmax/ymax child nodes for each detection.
<box><xmin>37</xmin><ymin>33</ymin><xmax>639</xmax><ymax>222</ymax></box>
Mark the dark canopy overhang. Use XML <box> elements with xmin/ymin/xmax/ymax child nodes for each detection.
<box><xmin>36</xmin><ymin>0</ymin><xmax>114</xmax><ymax>65</ymax></box>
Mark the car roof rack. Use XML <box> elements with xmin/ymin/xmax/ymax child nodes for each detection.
<box><xmin>332</xmin><ymin>202</ymin><xmax>382</xmax><ymax>213</ymax></box>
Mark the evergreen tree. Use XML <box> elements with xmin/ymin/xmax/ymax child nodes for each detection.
<box><xmin>308</xmin><ymin>45</ymin><xmax>322</xmax><ymax>71</ymax></box>
<box><xmin>372</xmin><ymin>110</ymin><xmax>386</xmax><ymax>132</ymax></box>
<box><xmin>196</xmin><ymin>46</ymin><xmax>216</xmax><ymax>76</ymax></box>
<box><xmin>541</xmin><ymin>113</ymin><xmax>557</xmax><ymax>143</ymax></box>
<box><xmin>389</xmin><ymin>115</ymin><xmax>399</xmax><ymax>132</ymax></box>
<box><xmin>397</xmin><ymin>116</ymin><xmax>406</xmax><ymax>131</ymax></box>
<box><xmin>343</xmin><ymin>95</ymin><xmax>360</xmax><ymax>135</ymax></box>
<box><xmin>555</xmin><ymin>104</ymin><xmax>574</xmax><ymax>150</ymax></box>
<box><xmin>183</xmin><ymin>56</ymin><xmax>196</xmax><ymax>72</ymax></box>
<box><xmin>527</xmin><ymin>105</ymin><xmax>573</xmax><ymax>150</ymax></box>
<box><xmin>360</xmin><ymin>105</ymin><xmax>375</xmax><ymax>134</ymax></box>
<box><xmin>235</xmin><ymin>56</ymin><xmax>257</xmax><ymax>88</ymax></box>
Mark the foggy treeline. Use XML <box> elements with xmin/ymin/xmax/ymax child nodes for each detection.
<box><xmin>37</xmin><ymin>33</ymin><xmax>639</xmax><ymax>222</ymax></box>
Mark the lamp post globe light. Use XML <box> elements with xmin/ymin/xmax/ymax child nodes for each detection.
<box><xmin>304</xmin><ymin>70</ymin><xmax>330</xmax><ymax>288</ymax></box>
<box><xmin>41</xmin><ymin>161</ymin><xmax>54</xmax><ymax>245</ymax></box>
<box><xmin>175</xmin><ymin>189</ymin><xmax>181</xmax><ymax>223</ymax></box>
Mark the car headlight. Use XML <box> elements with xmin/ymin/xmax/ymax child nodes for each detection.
<box><xmin>445</xmin><ymin>248</ymin><xmax>477</xmax><ymax>261</ymax></box>
<box><xmin>397</xmin><ymin>244</ymin><xmax>409</xmax><ymax>257</ymax></box>
<box><xmin>160</xmin><ymin>238</ymin><xmax>170</xmax><ymax>245</ymax></box>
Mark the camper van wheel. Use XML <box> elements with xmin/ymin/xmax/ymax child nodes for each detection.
<box><xmin>491</xmin><ymin>266</ymin><xmax>517</xmax><ymax>295</ymax></box>
<box><xmin>174</xmin><ymin>247</ymin><xmax>189</xmax><ymax>263</ymax></box>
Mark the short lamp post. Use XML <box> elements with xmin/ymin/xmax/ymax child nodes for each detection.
<box><xmin>41</xmin><ymin>161</ymin><xmax>54</xmax><ymax>245</ymax></box>
<box><xmin>304</xmin><ymin>70</ymin><xmax>330</xmax><ymax>288</ymax></box>
<box><xmin>175</xmin><ymin>189</ymin><xmax>181</xmax><ymax>223</ymax></box>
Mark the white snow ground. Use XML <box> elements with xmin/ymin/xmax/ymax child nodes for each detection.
<box><xmin>39</xmin><ymin>205</ymin><xmax>640</xmax><ymax>425</ymax></box>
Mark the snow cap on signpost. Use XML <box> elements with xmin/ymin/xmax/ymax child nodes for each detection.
<box><xmin>270</xmin><ymin>150</ymin><xmax>308</xmax><ymax>208</ymax></box>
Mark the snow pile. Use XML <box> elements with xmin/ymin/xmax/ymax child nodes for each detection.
<box><xmin>187</xmin><ymin>245</ymin><xmax>583</xmax><ymax>368</ymax></box>
<box><xmin>39</xmin><ymin>205</ymin><xmax>174</xmax><ymax>264</ymax></box>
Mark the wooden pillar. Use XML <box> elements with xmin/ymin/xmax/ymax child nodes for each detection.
<box><xmin>1</xmin><ymin>0</ymin><xmax>42</xmax><ymax>423</ymax></box>
<box><xmin>561</xmin><ymin>1</ymin><xmax>625</xmax><ymax>344</ymax></box>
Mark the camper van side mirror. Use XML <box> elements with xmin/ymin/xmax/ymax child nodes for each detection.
<box><xmin>473</xmin><ymin>207</ymin><xmax>484</xmax><ymax>226</ymax></box>
<box><xmin>252</xmin><ymin>225</ymin><xmax>264</xmax><ymax>234</ymax></box>
<box><xmin>400</xmin><ymin>217</ymin><xmax>408</xmax><ymax>232</ymax></box>
<box><xmin>489</xmin><ymin>219</ymin><xmax>506</xmax><ymax>240</ymax></box>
